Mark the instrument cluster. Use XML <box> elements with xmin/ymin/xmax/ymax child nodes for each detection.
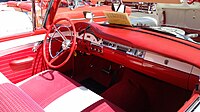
<box><xmin>102</xmin><ymin>40</ymin><xmax>145</xmax><ymax>58</ymax></box>
<box><xmin>78</xmin><ymin>32</ymin><xmax>145</xmax><ymax>58</ymax></box>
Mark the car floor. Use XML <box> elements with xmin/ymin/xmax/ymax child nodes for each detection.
<box><xmin>63</xmin><ymin>52</ymin><xmax>192</xmax><ymax>112</ymax></box>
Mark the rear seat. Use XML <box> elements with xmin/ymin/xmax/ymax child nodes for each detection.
<box><xmin>0</xmin><ymin>71</ymin><xmax>124</xmax><ymax>112</ymax></box>
<box><xmin>7</xmin><ymin>1</ymin><xmax>18</xmax><ymax>7</ymax></box>
<box><xmin>7</xmin><ymin>1</ymin><xmax>34</xmax><ymax>11</ymax></box>
<box><xmin>18</xmin><ymin>2</ymin><xmax>32</xmax><ymax>11</ymax></box>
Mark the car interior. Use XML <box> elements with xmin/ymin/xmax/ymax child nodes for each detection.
<box><xmin>1</xmin><ymin>0</ymin><xmax>200</xmax><ymax>112</ymax></box>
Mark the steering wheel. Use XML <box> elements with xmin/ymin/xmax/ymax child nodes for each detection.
<box><xmin>43</xmin><ymin>18</ymin><xmax>76</xmax><ymax>68</ymax></box>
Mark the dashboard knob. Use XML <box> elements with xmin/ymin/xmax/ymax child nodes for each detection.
<box><xmin>164</xmin><ymin>60</ymin><xmax>169</xmax><ymax>65</ymax></box>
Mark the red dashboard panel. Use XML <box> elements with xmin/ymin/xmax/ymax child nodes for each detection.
<box><xmin>97</xmin><ymin>47</ymin><xmax>194</xmax><ymax>90</ymax></box>
<box><xmin>143</xmin><ymin>61</ymin><xmax>189</xmax><ymax>89</ymax></box>
<box><xmin>76</xmin><ymin>23</ymin><xmax>200</xmax><ymax>69</ymax></box>
<box><xmin>75</xmin><ymin>22</ymin><xmax>200</xmax><ymax>90</ymax></box>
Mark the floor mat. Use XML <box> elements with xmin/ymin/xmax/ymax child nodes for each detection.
<box><xmin>80</xmin><ymin>78</ymin><xmax>107</xmax><ymax>94</ymax></box>
<box><xmin>101</xmin><ymin>80</ymin><xmax>148</xmax><ymax>112</ymax></box>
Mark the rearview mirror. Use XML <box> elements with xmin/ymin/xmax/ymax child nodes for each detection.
<box><xmin>112</xmin><ymin>3</ymin><xmax>126</xmax><ymax>13</ymax></box>
<box><xmin>83</xmin><ymin>11</ymin><xmax>94</xmax><ymax>22</ymax></box>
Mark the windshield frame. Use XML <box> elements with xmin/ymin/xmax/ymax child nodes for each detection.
<box><xmin>42</xmin><ymin>0</ymin><xmax>54</xmax><ymax>28</ymax></box>
<box><xmin>42</xmin><ymin>0</ymin><xmax>61</xmax><ymax>29</ymax></box>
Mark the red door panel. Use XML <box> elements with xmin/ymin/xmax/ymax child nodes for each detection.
<box><xmin>0</xmin><ymin>45</ymin><xmax>44</xmax><ymax>83</ymax></box>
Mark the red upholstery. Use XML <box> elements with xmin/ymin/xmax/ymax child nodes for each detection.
<box><xmin>7</xmin><ymin>1</ymin><xmax>18</xmax><ymax>7</ymax></box>
<box><xmin>101</xmin><ymin>80</ymin><xmax>148</xmax><ymax>112</ymax></box>
<box><xmin>18</xmin><ymin>2</ymin><xmax>32</xmax><ymax>11</ymax></box>
<box><xmin>19</xmin><ymin>71</ymin><xmax>80</xmax><ymax>108</ymax></box>
<box><xmin>0</xmin><ymin>70</ymin><xmax>125</xmax><ymax>111</ymax></box>
<box><xmin>7</xmin><ymin>1</ymin><xmax>32</xmax><ymax>11</ymax></box>
<box><xmin>0</xmin><ymin>83</ymin><xmax>44</xmax><ymax>112</ymax></box>
<box><xmin>19</xmin><ymin>70</ymin><xmax>125</xmax><ymax>111</ymax></box>
<box><xmin>82</xmin><ymin>99</ymin><xmax>125</xmax><ymax>112</ymax></box>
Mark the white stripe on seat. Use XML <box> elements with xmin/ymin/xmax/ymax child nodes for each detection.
<box><xmin>0</xmin><ymin>72</ymin><xmax>11</xmax><ymax>84</ymax></box>
<box><xmin>16</xmin><ymin>70</ymin><xmax>52</xmax><ymax>86</ymax></box>
<box><xmin>44</xmin><ymin>86</ymin><xmax>103</xmax><ymax>112</ymax></box>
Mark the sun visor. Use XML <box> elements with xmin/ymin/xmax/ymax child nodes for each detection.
<box><xmin>122</xmin><ymin>0</ymin><xmax>181</xmax><ymax>4</ymax></box>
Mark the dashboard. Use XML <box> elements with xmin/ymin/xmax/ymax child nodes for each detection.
<box><xmin>77</xmin><ymin>31</ymin><xmax>200</xmax><ymax>90</ymax></box>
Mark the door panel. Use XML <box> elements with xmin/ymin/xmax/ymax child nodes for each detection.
<box><xmin>0</xmin><ymin>46</ymin><xmax>34</xmax><ymax>83</ymax></box>
<box><xmin>0</xmin><ymin>30</ymin><xmax>47</xmax><ymax>83</ymax></box>
<box><xmin>0</xmin><ymin>43</ymin><xmax>45</xmax><ymax>83</ymax></box>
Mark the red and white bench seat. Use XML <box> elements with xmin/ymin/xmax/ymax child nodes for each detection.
<box><xmin>0</xmin><ymin>71</ymin><xmax>124</xmax><ymax>112</ymax></box>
